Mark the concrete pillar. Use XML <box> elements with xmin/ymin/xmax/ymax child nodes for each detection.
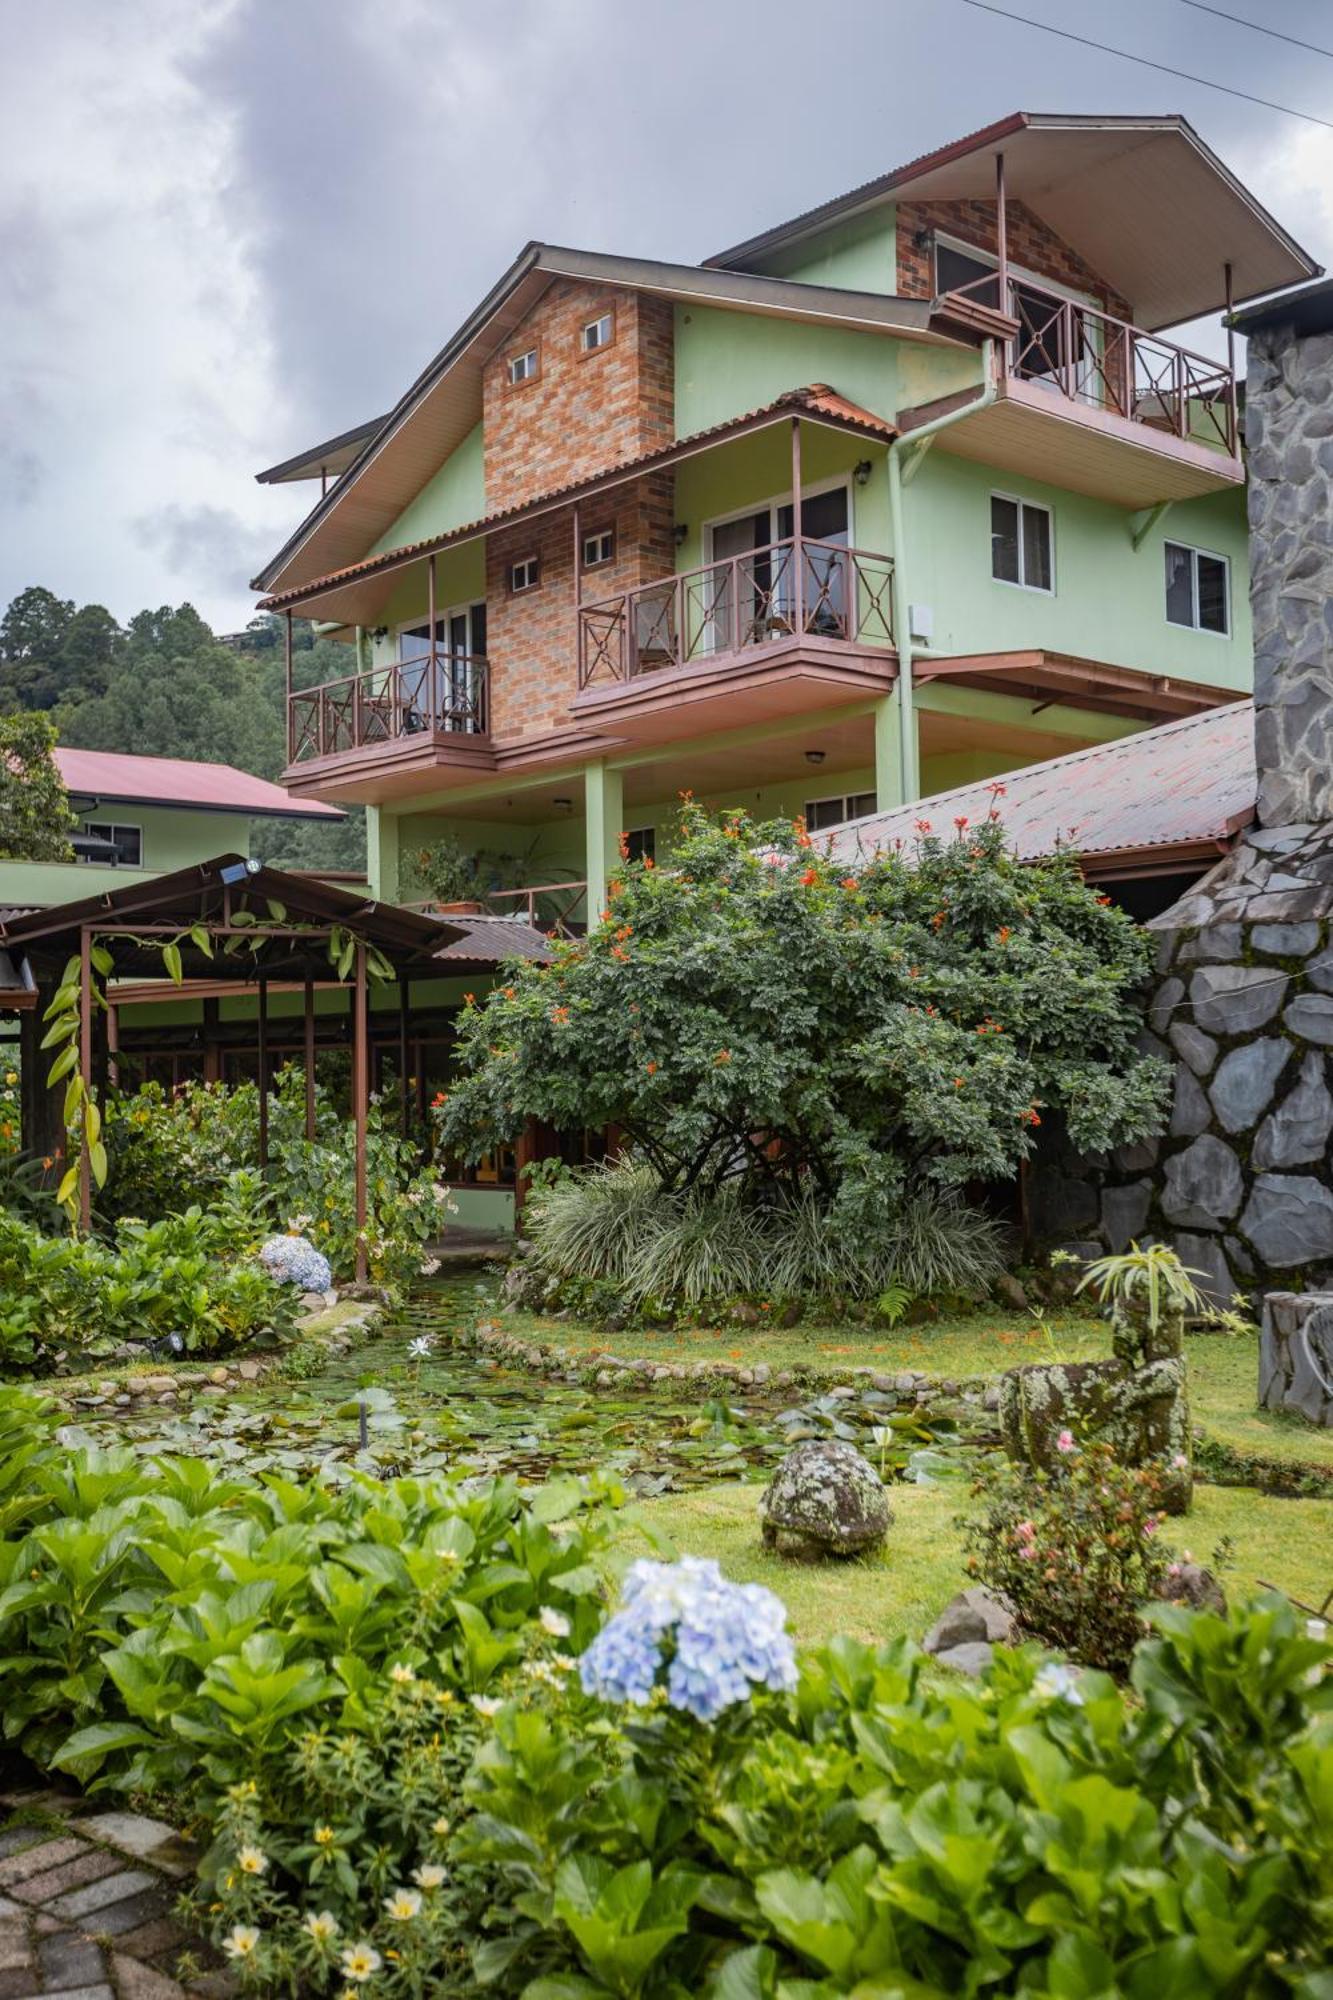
<box><xmin>873</xmin><ymin>695</ymin><xmax>907</xmax><ymax>813</ymax></box>
<box><xmin>366</xmin><ymin>805</ymin><xmax>401</xmax><ymax>903</ymax></box>
<box><xmin>584</xmin><ymin>761</ymin><xmax>623</xmax><ymax>923</ymax></box>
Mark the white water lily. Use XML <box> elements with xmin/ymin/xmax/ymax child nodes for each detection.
<box><xmin>408</xmin><ymin>1335</ymin><xmax>434</xmax><ymax>1360</ymax></box>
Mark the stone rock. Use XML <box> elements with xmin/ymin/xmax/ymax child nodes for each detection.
<box><xmin>237</xmin><ymin>1360</ymin><xmax>261</xmax><ymax>1382</ymax></box>
<box><xmin>1176</xmin><ymin>923</ymin><xmax>1241</xmax><ymax>963</ymax></box>
<box><xmin>1305</xmin><ymin>949</ymin><xmax>1333</xmax><ymax>993</ymax></box>
<box><xmin>933</xmin><ymin>1641</ymin><xmax>994</xmax><ymax>1677</ymax></box>
<box><xmin>1101</xmin><ymin>1180</ymin><xmax>1152</xmax><ymax>1253</ymax></box>
<box><xmin>1189</xmin><ymin>963</ymin><xmax>1288</xmax><ymax>1034</ymax></box>
<box><xmin>1148</xmin><ymin>977</ymin><xmax>1184</xmax><ymax>1037</ymax></box>
<box><xmin>1161</xmin><ymin>1135</ymin><xmax>1243</xmax><ymax>1228</ymax></box>
<box><xmin>1169</xmin><ymin>1022</ymin><xmax>1218</xmax><ymax>1077</ymax></box>
<box><xmin>759</xmin><ymin>1440</ymin><xmax>891</xmax><ymax>1558</ymax></box>
<box><xmin>994</xmin><ymin>1274</ymin><xmax>1028</xmax><ymax>1311</ymax></box>
<box><xmin>1159</xmin><ymin>1562</ymin><xmax>1228</xmax><ymax>1614</ymax></box>
<box><xmin>1284</xmin><ymin>992</ymin><xmax>1333</xmax><ymax>1044</ymax></box>
<box><xmin>1240</xmin><ymin>1174</ymin><xmax>1333</xmax><ymax>1266</ymax></box>
<box><xmin>923</xmin><ymin>1588</ymin><xmax>1019</xmax><ymax>1654</ymax></box>
<box><xmin>1259</xmin><ymin>1291</ymin><xmax>1333</xmax><ymax>1425</ymax></box>
<box><xmin>1172</xmin><ymin>1232</ymin><xmax>1235</xmax><ymax>1309</ymax></box>
<box><xmin>1169</xmin><ymin>1068</ymin><xmax>1211</xmax><ymax>1138</ymax></box>
<box><xmin>1208</xmin><ymin>1038</ymin><xmax>1291</xmax><ymax>1132</ymax></box>
<box><xmin>1253</xmin><ymin>1051</ymin><xmax>1333</xmax><ymax>1168</ymax></box>
<box><xmin>1113</xmin><ymin>1136</ymin><xmax>1160</xmax><ymax>1172</ymax></box>
<box><xmin>1250</xmin><ymin>920</ymin><xmax>1322</xmax><ymax>956</ymax></box>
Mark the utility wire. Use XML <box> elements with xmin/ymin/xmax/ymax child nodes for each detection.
<box><xmin>1180</xmin><ymin>1</ymin><xmax>1333</xmax><ymax>62</ymax></box>
<box><xmin>960</xmin><ymin>1</ymin><xmax>1333</xmax><ymax>130</ymax></box>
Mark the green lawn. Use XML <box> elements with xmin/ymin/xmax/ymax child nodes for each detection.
<box><xmin>620</xmin><ymin>1480</ymin><xmax>1333</xmax><ymax>1649</ymax></box>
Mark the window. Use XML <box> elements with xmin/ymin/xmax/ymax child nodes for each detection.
<box><xmin>804</xmin><ymin>791</ymin><xmax>876</xmax><ymax>833</ymax></box>
<box><xmin>582</xmin><ymin>528</ymin><xmax>615</xmax><ymax>569</ymax></box>
<box><xmin>84</xmin><ymin>822</ymin><xmax>142</xmax><ymax>867</ymax></box>
<box><xmin>507</xmin><ymin>347</ymin><xmax>539</xmax><ymax>386</ymax></box>
<box><xmin>581</xmin><ymin>312</ymin><xmax>614</xmax><ymax>353</ymax></box>
<box><xmin>1164</xmin><ymin>542</ymin><xmax>1229</xmax><ymax>635</ymax></box>
<box><xmin>509</xmin><ymin>556</ymin><xmax>540</xmax><ymax>593</ymax></box>
<box><xmin>624</xmin><ymin>825</ymin><xmax>655</xmax><ymax>863</ymax></box>
<box><xmin>991</xmin><ymin>494</ymin><xmax>1052</xmax><ymax>592</ymax></box>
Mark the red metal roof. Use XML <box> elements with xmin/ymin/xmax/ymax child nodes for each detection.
<box><xmin>821</xmin><ymin>701</ymin><xmax>1256</xmax><ymax>871</ymax></box>
<box><xmin>257</xmin><ymin>385</ymin><xmax>897</xmax><ymax>612</ymax></box>
<box><xmin>54</xmin><ymin>747</ymin><xmax>342</xmax><ymax>820</ymax></box>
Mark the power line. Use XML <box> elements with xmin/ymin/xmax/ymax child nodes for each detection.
<box><xmin>1180</xmin><ymin>2</ymin><xmax>1333</xmax><ymax>62</ymax></box>
<box><xmin>959</xmin><ymin>1</ymin><xmax>1333</xmax><ymax>130</ymax></box>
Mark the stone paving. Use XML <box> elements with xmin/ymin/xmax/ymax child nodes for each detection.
<box><xmin>0</xmin><ymin>1788</ymin><xmax>230</xmax><ymax>2000</ymax></box>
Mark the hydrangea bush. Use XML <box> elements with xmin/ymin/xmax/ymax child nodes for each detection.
<box><xmin>259</xmin><ymin>1233</ymin><xmax>333</xmax><ymax>1295</ymax></box>
<box><xmin>579</xmin><ymin>1557</ymin><xmax>797</xmax><ymax>1721</ymax></box>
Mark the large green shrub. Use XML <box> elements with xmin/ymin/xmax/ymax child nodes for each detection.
<box><xmin>439</xmin><ymin>803</ymin><xmax>1168</xmax><ymax>1221</ymax></box>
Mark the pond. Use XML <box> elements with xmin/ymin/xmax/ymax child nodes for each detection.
<box><xmin>57</xmin><ymin>1276</ymin><xmax>983</xmax><ymax>1494</ymax></box>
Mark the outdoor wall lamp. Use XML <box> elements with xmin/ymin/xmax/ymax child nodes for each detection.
<box><xmin>219</xmin><ymin>858</ymin><xmax>263</xmax><ymax>885</ymax></box>
<box><xmin>804</xmin><ymin>749</ymin><xmax>826</xmax><ymax>766</ymax></box>
<box><xmin>854</xmin><ymin>460</ymin><xmax>873</xmax><ymax>486</ymax></box>
<box><xmin>674</xmin><ymin>523</ymin><xmax>689</xmax><ymax>546</ymax></box>
<box><xmin>552</xmin><ymin>797</ymin><xmax>573</xmax><ymax>812</ymax></box>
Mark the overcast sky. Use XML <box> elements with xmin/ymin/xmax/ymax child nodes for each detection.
<box><xmin>3</xmin><ymin>0</ymin><xmax>1333</xmax><ymax>632</ymax></box>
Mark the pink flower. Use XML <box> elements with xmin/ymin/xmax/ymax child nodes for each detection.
<box><xmin>1167</xmin><ymin>1563</ymin><xmax>1182</xmax><ymax>1579</ymax></box>
<box><xmin>1055</xmin><ymin>1429</ymin><xmax>1076</xmax><ymax>1454</ymax></box>
<box><xmin>1015</xmin><ymin>1519</ymin><xmax>1035</xmax><ymax>1539</ymax></box>
<box><xmin>1171</xmin><ymin>1453</ymin><xmax>1187</xmax><ymax>1470</ymax></box>
<box><xmin>1142</xmin><ymin>1517</ymin><xmax>1158</xmax><ymax>1537</ymax></box>
<box><xmin>1018</xmin><ymin>1545</ymin><xmax>1038</xmax><ymax>1561</ymax></box>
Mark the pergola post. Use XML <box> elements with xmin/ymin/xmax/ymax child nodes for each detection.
<box><xmin>78</xmin><ymin>925</ymin><xmax>92</xmax><ymax>1234</ymax></box>
<box><xmin>257</xmin><ymin>976</ymin><xmax>269</xmax><ymax>1168</ymax></box>
<box><xmin>303</xmin><ymin>979</ymin><xmax>317</xmax><ymax>1141</ymax></box>
<box><xmin>398</xmin><ymin>978</ymin><xmax>411</xmax><ymax>1140</ymax></box>
<box><xmin>353</xmin><ymin>943</ymin><xmax>369</xmax><ymax>1283</ymax></box>
<box><xmin>106</xmin><ymin>997</ymin><xmax>119</xmax><ymax>1093</ymax></box>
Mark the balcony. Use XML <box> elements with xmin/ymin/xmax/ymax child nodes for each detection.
<box><xmin>921</xmin><ymin>275</ymin><xmax>1242</xmax><ymax>507</ymax></box>
<box><xmin>286</xmin><ymin>647</ymin><xmax>494</xmax><ymax>798</ymax></box>
<box><xmin>573</xmin><ymin>534</ymin><xmax>897</xmax><ymax>741</ymax></box>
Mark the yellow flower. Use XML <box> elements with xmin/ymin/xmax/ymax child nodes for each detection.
<box><xmin>236</xmin><ymin>1845</ymin><xmax>268</xmax><ymax>1876</ymax></box>
<box><xmin>412</xmin><ymin>1863</ymin><xmax>447</xmax><ymax>1891</ymax></box>
<box><xmin>340</xmin><ymin>1942</ymin><xmax>383</xmax><ymax>1982</ymax></box>
<box><xmin>303</xmin><ymin>1910</ymin><xmax>339</xmax><ymax>1943</ymax></box>
<box><xmin>383</xmin><ymin>1887</ymin><xmax>423</xmax><ymax>1922</ymax></box>
<box><xmin>223</xmin><ymin>1924</ymin><xmax>261</xmax><ymax>1960</ymax></box>
<box><xmin>313</xmin><ymin>1824</ymin><xmax>336</xmax><ymax>1847</ymax></box>
<box><xmin>431</xmin><ymin>1815</ymin><xmax>451</xmax><ymax>1837</ymax></box>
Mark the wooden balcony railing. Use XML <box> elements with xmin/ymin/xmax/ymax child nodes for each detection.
<box><xmin>577</xmin><ymin>534</ymin><xmax>895</xmax><ymax>690</ymax></box>
<box><xmin>942</xmin><ymin>272</ymin><xmax>1238</xmax><ymax>455</ymax></box>
<box><xmin>288</xmin><ymin>648</ymin><xmax>489</xmax><ymax>764</ymax></box>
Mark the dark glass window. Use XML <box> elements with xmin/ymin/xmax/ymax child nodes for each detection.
<box><xmin>1165</xmin><ymin>542</ymin><xmax>1228</xmax><ymax>634</ymax></box>
<box><xmin>991</xmin><ymin>494</ymin><xmax>1051</xmax><ymax>591</ymax></box>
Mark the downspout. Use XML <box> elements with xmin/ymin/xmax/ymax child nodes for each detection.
<box><xmin>887</xmin><ymin>337</ymin><xmax>998</xmax><ymax>803</ymax></box>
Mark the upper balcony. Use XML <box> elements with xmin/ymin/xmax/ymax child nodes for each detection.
<box><xmin>572</xmin><ymin>532</ymin><xmax>897</xmax><ymax>741</ymax></box>
<box><xmin>921</xmin><ymin>272</ymin><xmax>1242</xmax><ymax>508</ymax></box>
<box><xmin>287</xmin><ymin>643</ymin><xmax>495</xmax><ymax>795</ymax></box>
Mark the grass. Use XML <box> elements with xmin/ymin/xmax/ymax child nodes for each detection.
<box><xmin>622</xmin><ymin>1479</ymin><xmax>1333</xmax><ymax>1649</ymax></box>
<box><xmin>1189</xmin><ymin>1334</ymin><xmax>1333</xmax><ymax>1471</ymax></box>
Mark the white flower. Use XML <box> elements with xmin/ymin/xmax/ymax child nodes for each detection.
<box><xmin>236</xmin><ymin>1844</ymin><xmax>268</xmax><ymax>1876</ymax></box>
<box><xmin>552</xmin><ymin>1653</ymin><xmax>577</xmax><ymax>1674</ymax></box>
<box><xmin>437</xmin><ymin>1547</ymin><xmax>461</xmax><ymax>1567</ymax></box>
<box><xmin>340</xmin><ymin>1942</ymin><xmax>383</xmax><ymax>1982</ymax></box>
<box><xmin>539</xmin><ymin>1606</ymin><xmax>571</xmax><ymax>1638</ymax></box>
<box><xmin>383</xmin><ymin>1887</ymin><xmax>423</xmax><ymax>1922</ymax></box>
<box><xmin>303</xmin><ymin>1910</ymin><xmax>339</xmax><ymax>1943</ymax></box>
<box><xmin>412</xmin><ymin>1863</ymin><xmax>447</xmax><ymax>1890</ymax></box>
<box><xmin>1034</xmin><ymin>1662</ymin><xmax>1085</xmax><ymax>1707</ymax></box>
<box><xmin>431</xmin><ymin>1815</ymin><xmax>451</xmax><ymax>1837</ymax></box>
<box><xmin>408</xmin><ymin>1336</ymin><xmax>434</xmax><ymax>1361</ymax></box>
<box><xmin>389</xmin><ymin>1661</ymin><xmax>416</xmax><ymax>1684</ymax></box>
<box><xmin>223</xmin><ymin>1925</ymin><xmax>261</xmax><ymax>1960</ymax></box>
<box><xmin>419</xmin><ymin>1256</ymin><xmax>442</xmax><ymax>1278</ymax></box>
<box><xmin>471</xmin><ymin>1694</ymin><xmax>503</xmax><ymax>1717</ymax></box>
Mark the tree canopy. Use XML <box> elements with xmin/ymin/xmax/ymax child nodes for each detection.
<box><xmin>0</xmin><ymin>714</ymin><xmax>76</xmax><ymax>862</ymax></box>
<box><xmin>440</xmin><ymin>802</ymin><xmax>1169</xmax><ymax>1221</ymax></box>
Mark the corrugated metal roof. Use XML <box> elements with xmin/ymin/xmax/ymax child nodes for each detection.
<box><xmin>55</xmin><ymin>748</ymin><xmax>343</xmax><ymax>820</ymax></box>
<box><xmin>257</xmin><ymin>385</ymin><xmax>897</xmax><ymax>612</ymax></box>
<box><xmin>433</xmin><ymin>917</ymin><xmax>554</xmax><ymax>963</ymax></box>
<box><xmin>821</xmin><ymin>701</ymin><xmax>1256</xmax><ymax>869</ymax></box>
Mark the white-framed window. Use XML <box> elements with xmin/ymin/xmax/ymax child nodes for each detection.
<box><xmin>804</xmin><ymin>791</ymin><xmax>876</xmax><ymax>833</ymax></box>
<box><xmin>84</xmin><ymin>822</ymin><xmax>142</xmax><ymax>867</ymax></box>
<box><xmin>507</xmin><ymin>347</ymin><xmax>539</xmax><ymax>386</ymax></box>
<box><xmin>582</xmin><ymin>528</ymin><xmax>615</xmax><ymax>569</ymax></box>
<box><xmin>624</xmin><ymin>825</ymin><xmax>655</xmax><ymax>863</ymax></box>
<box><xmin>581</xmin><ymin>312</ymin><xmax>614</xmax><ymax>353</ymax></box>
<box><xmin>1164</xmin><ymin>541</ymin><xmax>1229</xmax><ymax>635</ymax></box>
<box><xmin>509</xmin><ymin>555</ymin><xmax>540</xmax><ymax>593</ymax></box>
<box><xmin>991</xmin><ymin>493</ymin><xmax>1053</xmax><ymax>592</ymax></box>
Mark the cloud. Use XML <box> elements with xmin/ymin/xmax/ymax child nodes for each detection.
<box><xmin>133</xmin><ymin>503</ymin><xmax>279</xmax><ymax>600</ymax></box>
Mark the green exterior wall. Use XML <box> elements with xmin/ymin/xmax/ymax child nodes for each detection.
<box><xmin>369</xmin><ymin>422</ymin><xmax>486</xmax><ymax>558</ymax></box>
<box><xmin>0</xmin><ymin>805</ymin><xmax>267</xmax><ymax>913</ymax></box>
<box><xmin>741</xmin><ymin>210</ymin><xmax>898</xmax><ymax>293</ymax></box>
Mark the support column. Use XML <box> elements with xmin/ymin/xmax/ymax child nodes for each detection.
<box><xmin>303</xmin><ymin>979</ymin><xmax>317</xmax><ymax>1141</ymax></box>
<box><xmin>353</xmin><ymin>944</ymin><xmax>369</xmax><ymax>1284</ymax></box>
<box><xmin>78</xmin><ymin>926</ymin><xmax>92</xmax><ymax>1233</ymax></box>
<box><xmin>398</xmin><ymin>979</ymin><xmax>411</xmax><ymax>1140</ymax></box>
<box><xmin>257</xmin><ymin>977</ymin><xmax>269</xmax><ymax>1169</ymax></box>
<box><xmin>584</xmin><ymin>760</ymin><xmax>623</xmax><ymax>925</ymax></box>
<box><xmin>366</xmin><ymin>804</ymin><xmax>401</xmax><ymax>903</ymax></box>
<box><xmin>872</xmin><ymin>696</ymin><xmax>906</xmax><ymax>814</ymax></box>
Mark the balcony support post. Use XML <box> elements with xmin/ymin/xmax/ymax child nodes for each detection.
<box><xmin>427</xmin><ymin>552</ymin><xmax>438</xmax><ymax>733</ymax></box>
<box><xmin>585</xmin><ymin>759</ymin><xmax>623</xmax><ymax>926</ymax></box>
<box><xmin>790</xmin><ymin>417</ymin><xmax>803</xmax><ymax>635</ymax></box>
<box><xmin>284</xmin><ymin>612</ymin><xmax>294</xmax><ymax>763</ymax></box>
<box><xmin>366</xmin><ymin>804</ymin><xmax>401</xmax><ymax>903</ymax></box>
<box><xmin>572</xmin><ymin>500</ymin><xmax>583</xmax><ymax>684</ymax></box>
<box><xmin>995</xmin><ymin>150</ymin><xmax>1008</xmax><ymax>372</ymax></box>
<box><xmin>1224</xmin><ymin>260</ymin><xmax>1238</xmax><ymax>454</ymax></box>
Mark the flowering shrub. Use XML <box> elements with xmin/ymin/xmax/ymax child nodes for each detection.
<box><xmin>961</xmin><ymin>1438</ymin><xmax>1175</xmax><ymax>1671</ymax></box>
<box><xmin>580</xmin><ymin>1557</ymin><xmax>797</xmax><ymax>1721</ymax></box>
<box><xmin>259</xmin><ymin>1233</ymin><xmax>333</xmax><ymax>1295</ymax></box>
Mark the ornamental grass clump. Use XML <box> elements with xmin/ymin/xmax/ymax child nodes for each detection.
<box><xmin>580</xmin><ymin>1557</ymin><xmax>797</xmax><ymax>1721</ymax></box>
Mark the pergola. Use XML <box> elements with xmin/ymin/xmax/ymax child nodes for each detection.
<box><xmin>0</xmin><ymin>856</ymin><xmax>535</xmax><ymax>1273</ymax></box>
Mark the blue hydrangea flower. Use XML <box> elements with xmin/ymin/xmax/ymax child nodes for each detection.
<box><xmin>580</xmin><ymin>1557</ymin><xmax>797</xmax><ymax>1723</ymax></box>
<box><xmin>259</xmin><ymin>1234</ymin><xmax>333</xmax><ymax>1294</ymax></box>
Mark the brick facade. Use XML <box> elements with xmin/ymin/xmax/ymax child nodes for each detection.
<box><xmin>896</xmin><ymin>199</ymin><xmax>1132</xmax><ymax>322</ymax></box>
<box><xmin>482</xmin><ymin>278</ymin><xmax>676</xmax><ymax>512</ymax></box>
<box><xmin>485</xmin><ymin>470</ymin><xmax>675</xmax><ymax>740</ymax></box>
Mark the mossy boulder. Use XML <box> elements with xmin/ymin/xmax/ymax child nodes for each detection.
<box><xmin>760</xmin><ymin>1439</ymin><xmax>891</xmax><ymax>1558</ymax></box>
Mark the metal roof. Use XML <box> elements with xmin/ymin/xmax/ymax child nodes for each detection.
<box><xmin>820</xmin><ymin>701</ymin><xmax>1256</xmax><ymax>875</ymax></box>
<box><xmin>54</xmin><ymin>747</ymin><xmax>343</xmax><ymax>820</ymax></box>
<box><xmin>433</xmin><ymin>917</ymin><xmax>554</xmax><ymax>963</ymax></box>
<box><xmin>1229</xmin><ymin>276</ymin><xmax>1333</xmax><ymax>339</ymax></box>
<box><xmin>256</xmin><ymin>416</ymin><xmax>389</xmax><ymax>486</ymax></box>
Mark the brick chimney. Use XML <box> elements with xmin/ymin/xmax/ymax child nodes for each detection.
<box><xmin>1237</xmin><ymin>281</ymin><xmax>1333</xmax><ymax>827</ymax></box>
